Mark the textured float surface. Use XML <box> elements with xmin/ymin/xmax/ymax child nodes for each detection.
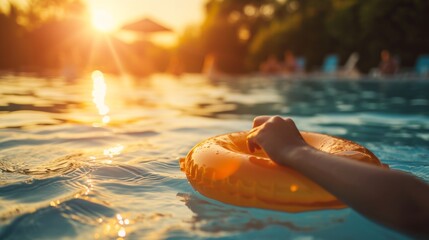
<box><xmin>181</xmin><ymin>131</ymin><xmax>383</xmax><ymax>212</ymax></box>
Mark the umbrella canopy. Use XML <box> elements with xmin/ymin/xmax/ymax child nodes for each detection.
<box><xmin>121</xmin><ymin>18</ymin><xmax>172</xmax><ymax>33</ymax></box>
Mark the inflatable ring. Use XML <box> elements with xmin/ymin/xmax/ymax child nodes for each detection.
<box><xmin>180</xmin><ymin>131</ymin><xmax>385</xmax><ymax>212</ymax></box>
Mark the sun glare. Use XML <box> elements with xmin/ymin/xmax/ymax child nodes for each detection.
<box><xmin>91</xmin><ymin>9</ymin><xmax>116</xmax><ymax>33</ymax></box>
<box><xmin>92</xmin><ymin>70</ymin><xmax>110</xmax><ymax>125</ymax></box>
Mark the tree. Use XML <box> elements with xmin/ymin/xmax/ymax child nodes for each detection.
<box><xmin>0</xmin><ymin>3</ymin><xmax>25</xmax><ymax>70</ymax></box>
<box><xmin>190</xmin><ymin>0</ymin><xmax>429</xmax><ymax>73</ymax></box>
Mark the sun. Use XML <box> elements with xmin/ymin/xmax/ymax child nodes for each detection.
<box><xmin>91</xmin><ymin>9</ymin><xmax>116</xmax><ymax>33</ymax></box>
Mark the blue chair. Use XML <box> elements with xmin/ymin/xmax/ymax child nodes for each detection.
<box><xmin>296</xmin><ymin>57</ymin><xmax>306</xmax><ymax>72</ymax></box>
<box><xmin>415</xmin><ymin>55</ymin><xmax>429</xmax><ymax>75</ymax></box>
<box><xmin>322</xmin><ymin>55</ymin><xmax>339</xmax><ymax>74</ymax></box>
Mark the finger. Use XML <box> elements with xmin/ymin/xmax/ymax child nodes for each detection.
<box><xmin>247</xmin><ymin>132</ymin><xmax>263</xmax><ymax>153</ymax></box>
<box><xmin>283</xmin><ymin>118</ymin><xmax>304</xmax><ymax>140</ymax></box>
<box><xmin>247</xmin><ymin>130</ymin><xmax>259</xmax><ymax>153</ymax></box>
<box><xmin>248</xmin><ymin>126</ymin><xmax>259</xmax><ymax>133</ymax></box>
<box><xmin>247</xmin><ymin>137</ymin><xmax>255</xmax><ymax>152</ymax></box>
<box><xmin>249</xmin><ymin>140</ymin><xmax>261</xmax><ymax>152</ymax></box>
<box><xmin>253</xmin><ymin>116</ymin><xmax>272</xmax><ymax>128</ymax></box>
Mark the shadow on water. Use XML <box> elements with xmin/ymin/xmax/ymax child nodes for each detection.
<box><xmin>176</xmin><ymin>192</ymin><xmax>346</xmax><ymax>233</ymax></box>
<box><xmin>175</xmin><ymin>192</ymin><xmax>407</xmax><ymax>239</ymax></box>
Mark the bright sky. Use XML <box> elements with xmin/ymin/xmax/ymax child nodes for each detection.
<box><xmin>85</xmin><ymin>0</ymin><xmax>205</xmax><ymax>33</ymax></box>
<box><xmin>1</xmin><ymin>0</ymin><xmax>205</xmax><ymax>32</ymax></box>
<box><xmin>0</xmin><ymin>0</ymin><xmax>206</xmax><ymax>46</ymax></box>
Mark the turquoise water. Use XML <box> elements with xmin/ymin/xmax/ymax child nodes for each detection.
<box><xmin>0</xmin><ymin>73</ymin><xmax>428</xmax><ymax>239</ymax></box>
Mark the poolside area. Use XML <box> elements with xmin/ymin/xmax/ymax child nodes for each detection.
<box><xmin>0</xmin><ymin>73</ymin><xmax>428</xmax><ymax>239</ymax></box>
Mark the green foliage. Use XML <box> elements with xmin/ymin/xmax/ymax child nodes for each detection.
<box><xmin>0</xmin><ymin>0</ymin><xmax>172</xmax><ymax>75</ymax></box>
<box><xmin>355</xmin><ymin>0</ymin><xmax>429</xmax><ymax>70</ymax></box>
<box><xmin>248</xmin><ymin>0</ymin><xmax>337</xmax><ymax>70</ymax></box>
<box><xmin>176</xmin><ymin>26</ymin><xmax>205</xmax><ymax>72</ymax></box>
<box><xmin>0</xmin><ymin>0</ymin><xmax>90</xmax><ymax>71</ymax></box>
<box><xmin>189</xmin><ymin>0</ymin><xmax>429</xmax><ymax>73</ymax></box>
<box><xmin>24</xmin><ymin>0</ymin><xmax>88</xmax><ymax>29</ymax></box>
<box><xmin>1</xmin><ymin>0</ymin><xmax>428</xmax><ymax>74</ymax></box>
<box><xmin>249</xmin><ymin>15</ymin><xmax>303</xmax><ymax>68</ymax></box>
<box><xmin>0</xmin><ymin>3</ymin><xmax>24</xmax><ymax>69</ymax></box>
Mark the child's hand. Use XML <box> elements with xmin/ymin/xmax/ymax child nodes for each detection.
<box><xmin>247</xmin><ymin>116</ymin><xmax>308</xmax><ymax>165</ymax></box>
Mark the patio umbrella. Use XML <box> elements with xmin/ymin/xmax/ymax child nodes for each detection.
<box><xmin>121</xmin><ymin>18</ymin><xmax>172</xmax><ymax>33</ymax></box>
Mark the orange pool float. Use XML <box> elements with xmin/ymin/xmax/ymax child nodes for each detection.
<box><xmin>180</xmin><ymin>131</ymin><xmax>385</xmax><ymax>212</ymax></box>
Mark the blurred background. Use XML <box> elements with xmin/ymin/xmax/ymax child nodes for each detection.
<box><xmin>0</xmin><ymin>0</ymin><xmax>428</xmax><ymax>77</ymax></box>
<box><xmin>1</xmin><ymin>2</ymin><xmax>428</xmax><ymax>239</ymax></box>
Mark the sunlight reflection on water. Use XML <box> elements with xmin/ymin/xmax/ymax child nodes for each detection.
<box><xmin>91</xmin><ymin>70</ymin><xmax>110</xmax><ymax>126</ymax></box>
<box><xmin>0</xmin><ymin>73</ymin><xmax>427</xmax><ymax>239</ymax></box>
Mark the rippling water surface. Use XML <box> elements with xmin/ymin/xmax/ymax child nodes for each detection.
<box><xmin>0</xmin><ymin>73</ymin><xmax>428</xmax><ymax>239</ymax></box>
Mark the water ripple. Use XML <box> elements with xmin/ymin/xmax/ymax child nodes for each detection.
<box><xmin>0</xmin><ymin>74</ymin><xmax>426</xmax><ymax>239</ymax></box>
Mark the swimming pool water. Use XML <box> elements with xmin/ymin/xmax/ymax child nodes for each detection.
<box><xmin>0</xmin><ymin>73</ymin><xmax>428</xmax><ymax>239</ymax></box>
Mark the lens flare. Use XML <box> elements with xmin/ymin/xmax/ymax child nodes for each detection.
<box><xmin>91</xmin><ymin>9</ymin><xmax>116</xmax><ymax>33</ymax></box>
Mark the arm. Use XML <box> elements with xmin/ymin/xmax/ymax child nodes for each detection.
<box><xmin>247</xmin><ymin>116</ymin><xmax>429</xmax><ymax>238</ymax></box>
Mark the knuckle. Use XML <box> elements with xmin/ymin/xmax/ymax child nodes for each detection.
<box><xmin>253</xmin><ymin>116</ymin><xmax>270</xmax><ymax>127</ymax></box>
<box><xmin>283</xmin><ymin>117</ymin><xmax>292</xmax><ymax>123</ymax></box>
<box><xmin>254</xmin><ymin>116</ymin><xmax>265</xmax><ymax>121</ymax></box>
<box><xmin>272</xmin><ymin>115</ymin><xmax>283</xmax><ymax>121</ymax></box>
<box><xmin>262</xmin><ymin>122</ymin><xmax>273</xmax><ymax>129</ymax></box>
<box><xmin>267</xmin><ymin>116</ymin><xmax>283</xmax><ymax>125</ymax></box>
<box><xmin>283</xmin><ymin>118</ymin><xmax>295</xmax><ymax>126</ymax></box>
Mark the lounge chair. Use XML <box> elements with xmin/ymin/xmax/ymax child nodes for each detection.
<box><xmin>340</xmin><ymin>52</ymin><xmax>361</xmax><ymax>78</ymax></box>
<box><xmin>322</xmin><ymin>54</ymin><xmax>339</xmax><ymax>74</ymax></box>
<box><xmin>415</xmin><ymin>55</ymin><xmax>429</xmax><ymax>76</ymax></box>
<box><xmin>296</xmin><ymin>57</ymin><xmax>306</xmax><ymax>73</ymax></box>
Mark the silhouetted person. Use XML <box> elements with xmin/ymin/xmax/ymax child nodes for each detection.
<box><xmin>282</xmin><ymin>50</ymin><xmax>297</xmax><ymax>74</ymax></box>
<box><xmin>379</xmin><ymin>50</ymin><xmax>398</xmax><ymax>75</ymax></box>
<box><xmin>259</xmin><ymin>54</ymin><xmax>281</xmax><ymax>74</ymax></box>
